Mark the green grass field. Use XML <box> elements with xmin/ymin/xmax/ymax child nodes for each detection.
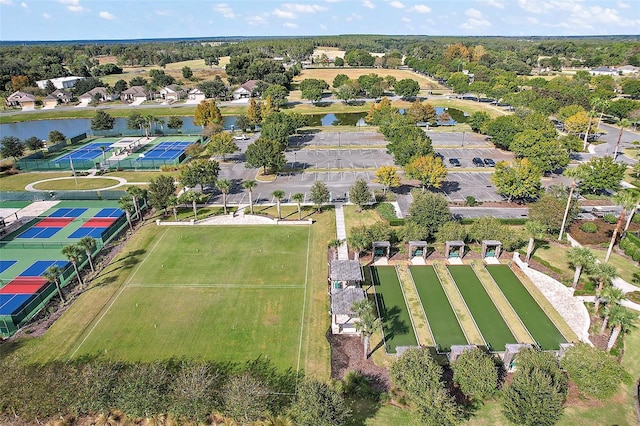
<box><xmin>447</xmin><ymin>266</ymin><xmax>516</xmax><ymax>351</ymax></box>
<box><xmin>368</xmin><ymin>266</ymin><xmax>418</xmax><ymax>353</ymax></box>
<box><xmin>487</xmin><ymin>265</ymin><xmax>567</xmax><ymax>350</ymax></box>
<box><xmin>66</xmin><ymin>225</ymin><xmax>311</xmax><ymax>370</ymax></box>
<box><xmin>409</xmin><ymin>266</ymin><xmax>468</xmax><ymax>351</ymax></box>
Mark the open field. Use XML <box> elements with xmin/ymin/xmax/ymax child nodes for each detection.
<box><xmin>32</xmin><ymin>177</ymin><xmax>122</xmax><ymax>191</ymax></box>
<box><xmin>295</xmin><ymin>68</ymin><xmax>444</xmax><ymax>90</ymax></box>
<box><xmin>0</xmin><ymin>172</ymin><xmax>73</xmax><ymax>191</ymax></box>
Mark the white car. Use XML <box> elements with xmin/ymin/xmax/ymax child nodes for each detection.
<box><xmin>233</xmin><ymin>134</ymin><xmax>249</xmax><ymax>140</ymax></box>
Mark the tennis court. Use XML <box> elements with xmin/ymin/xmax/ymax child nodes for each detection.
<box><xmin>409</xmin><ymin>266</ymin><xmax>468</xmax><ymax>352</ymax></box>
<box><xmin>447</xmin><ymin>265</ymin><xmax>517</xmax><ymax>351</ymax></box>
<box><xmin>487</xmin><ymin>265</ymin><xmax>567</xmax><ymax>350</ymax></box>
<box><xmin>53</xmin><ymin>142</ymin><xmax>114</xmax><ymax>164</ymax></box>
<box><xmin>0</xmin><ymin>201</ymin><xmax>128</xmax><ymax>337</ymax></box>
<box><xmin>137</xmin><ymin>141</ymin><xmax>192</xmax><ymax>161</ymax></box>
<box><xmin>368</xmin><ymin>266</ymin><xmax>418</xmax><ymax>354</ymax></box>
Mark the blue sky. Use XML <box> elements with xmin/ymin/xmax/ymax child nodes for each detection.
<box><xmin>1</xmin><ymin>0</ymin><xmax>639</xmax><ymax>41</ymax></box>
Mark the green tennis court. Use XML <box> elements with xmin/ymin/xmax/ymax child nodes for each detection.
<box><xmin>368</xmin><ymin>266</ymin><xmax>418</xmax><ymax>353</ymax></box>
<box><xmin>486</xmin><ymin>265</ymin><xmax>567</xmax><ymax>350</ymax></box>
<box><xmin>448</xmin><ymin>266</ymin><xmax>517</xmax><ymax>351</ymax></box>
<box><xmin>410</xmin><ymin>266</ymin><xmax>468</xmax><ymax>352</ymax></box>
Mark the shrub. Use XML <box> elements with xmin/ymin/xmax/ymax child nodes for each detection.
<box><xmin>375</xmin><ymin>203</ymin><xmax>397</xmax><ymax>221</ymax></box>
<box><xmin>603</xmin><ymin>213</ymin><xmax>617</xmax><ymax>224</ymax></box>
<box><xmin>465</xmin><ymin>196</ymin><xmax>478</xmax><ymax>206</ymax></box>
<box><xmin>580</xmin><ymin>222</ymin><xmax>598</xmax><ymax>233</ymax></box>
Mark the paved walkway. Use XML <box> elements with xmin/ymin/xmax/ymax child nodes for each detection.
<box><xmin>334</xmin><ymin>204</ymin><xmax>349</xmax><ymax>260</ymax></box>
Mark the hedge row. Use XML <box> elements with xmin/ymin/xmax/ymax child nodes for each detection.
<box><xmin>620</xmin><ymin>236</ymin><xmax>640</xmax><ymax>262</ymax></box>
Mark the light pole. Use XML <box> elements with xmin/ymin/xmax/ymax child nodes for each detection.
<box><xmin>462</xmin><ymin>132</ymin><xmax>465</xmax><ymax>147</ymax></box>
<box><xmin>294</xmin><ymin>152</ymin><xmax>297</xmax><ymax>172</ymax></box>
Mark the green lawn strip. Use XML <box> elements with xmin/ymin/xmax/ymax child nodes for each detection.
<box><xmin>368</xmin><ymin>266</ymin><xmax>418</xmax><ymax>353</ymax></box>
<box><xmin>470</xmin><ymin>262</ymin><xmax>535</xmax><ymax>345</ymax></box>
<box><xmin>447</xmin><ymin>265</ymin><xmax>517</xmax><ymax>351</ymax></box>
<box><xmin>129</xmin><ymin>226</ymin><xmax>309</xmax><ymax>286</ymax></box>
<box><xmin>486</xmin><ymin>265</ymin><xmax>567</xmax><ymax>350</ymax></box>
<box><xmin>396</xmin><ymin>264</ymin><xmax>434</xmax><ymax>347</ymax></box>
<box><xmin>32</xmin><ymin>177</ymin><xmax>122</xmax><ymax>191</ymax></box>
<box><xmin>0</xmin><ymin>201</ymin><xmax>31</xmax><ymax>208</ymax></box>
<box><xmin>409</xmin><ymin>266</ymin><xmax>468</xmax><ymax>351</ymax></box>
<box><xmin>69</xmin><ymin>286</ymin><xmax>303</xmax><ymax>370</ymax></box>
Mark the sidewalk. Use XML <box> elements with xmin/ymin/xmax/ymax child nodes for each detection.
<box><xmin>334</xmin><ymin>204</ymin><xmax>349</xmax><ymax>260</ymax></box>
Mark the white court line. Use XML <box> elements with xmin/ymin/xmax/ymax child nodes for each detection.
<box><xmin>296</xmin><ymin>225</ymin><xmax>312</xmax><ymax>382</ymax></box>
<box><xmin>127</xmin><ymin>283</ymin><xmax>305</xmax><ymax>289</ymax></box>
<box><xmin>68</xmin><ymin>228</ymin><xmax>169</xmax><ymax>360</ymax></box>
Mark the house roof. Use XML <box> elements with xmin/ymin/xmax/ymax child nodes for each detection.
<box><xmin>161</xmin><ymin>84</ymin><xmax>184</xmax><ymax>94</ymax></box>
<box><xmin>330</xmin><ymin>260</ymin><xmax>363</xmax><ymax>282</ymax></box>
<box><xmin>7</xmin><ymin>91</ymin><xmax>36</xmax><ymax>102</ymax></box>
<box><xmin>618</xmin><ymin>65</ymin><xmax>639</xmax><ymax>72</ymax></box>
<box><xmin>79</xmin><ymin>87</ymin><xmax>107</xmax><ymax>99</ymax></box>
<box><xmin>44</xmin><ymin>89</ymin><xmax>72</xmax><ymax>101</ymax></box>
<box><xmin>591</xmin><ymin>66</ymin><xmax>616</xmax><ymax>72</ymax></box>
<box><xmin>331</xmin><ymin>287</ymin><xmax>365</xmax><ymax>315</ymax></box>
<box><xmin>121</xmin><ymin>86</ymin><xmax>148</xmax><ymax>96</ymax></box>
<box><xmin>241</xmin><ymin>80</ymin><xmax>258</xmax><ymax>91</ymax></box>
<box><xmin>189</xmin><ymin>88</ymin><xmax>204</xmax><ymax>94</ymax></box>
<box><xmin>36</xmin><ymin>76</ymin><xmax>84</xmax><ymax>86</ymax></box>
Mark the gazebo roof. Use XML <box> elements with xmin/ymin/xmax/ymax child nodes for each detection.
<box><xmin>330</xmin><ymin>260</ymin><xmax>363</xmax><ymax>282</ymax></box>
<box><xmin>445</xmin><ymin>240</ymin><xmax>465</xmax><ymax>246</ymax></box>
<box><xmin>482</xmin><ymin>240</ymin><xmax>502</xmax><ymax>245</ymax></box>
<box><xmin>409</xmin><ymin>241</ymin><xmax>428</xmax><ymax>246</ymax></box>
<box><xmin>372</xmin><ymin>241</ymin><xmax>391</xmax><ymax>247</ymax></box>
<box><xmin>331</xmin><ymin>287</ymin><xmax>365</xmax><ymax>315</ymax></box>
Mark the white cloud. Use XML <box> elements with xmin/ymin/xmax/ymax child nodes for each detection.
<box><xmin>618</xmin><ymin>1</ymin><xmax>630</xmax><ymax>8</ymax></box>
<box><xmin>461</xmin><ymin>8</ymin><xmax>491</xmax><ymax>29</ymax></box>
<box><xmin>345</xmin><ymin>12</ymin><xmax>363</xmax><ymax>21</ymax></box>
<box><xmin>362</xmin><ymin>0</ymin><xmax>375</xmax><ymax>9</ymax></box>
<box><xmin>526</xmin><ymin>16</ymin><xmax>539</xmax><ymax>24</ymax></box>
<box><xmin>284</xmin><ymin>3</ymin><xmax>327</xmax><ymax>13</ymax></box>
<box><xmin>0</xmin><ymin>0</ymin><xmax>14</xmax><ymax>5</ymax></box>
<box><xmin>283</xmin><ymin>22</ymin><xmax>298</xmax><ymax>28</ymax></box>
<box><xmin>59</xmin><ymin>0</ymin><xmax>85</xmax><ymax>13</ymax></box>
<box><xmin>411</xmin><ymin>4</ymin><xmax>431</xmax><ymax>13</ymax></box>
<box><xmin>99</xmin><ymin>11</ymin><xmax>114</xmax><ymax>20</ymax></box>
<box><xmin>247</xmin><ymin>15</ymin><xmax>268</xmax><ymax>25</ymax></box>
<box><xmin>273</xmin><ymin>8</ymin><xmax>296</xmax><ymax>19</ymax></box>
<box><xmin>20</xmin><ymin>2</ymin><xmax>28</xmax><ymax>9</ymax></box>
<box><xmin>389</xmin><ymin>1</ymin><xmax>405</xmax><ymax>9</ymax></box>
<box><xmin>401</xmin><ymin>16</ymin><xmax>410</xmax><ymax>22</ymax></box>
<box><xmin>320</xmin><ymin>23</ymin><xmax>327</xmax><ymax>29</ymax></box>
<box><xmin>325</xmin><ymin>0</ymin><xmax>341</xmax><ymax>2</ymax></box>
<box><xmin>214</xmin><ymin>3</ymin><xmax>235</xmax><ymax>18</ymax></box>
<box><xmin>42</xmin><ymin>12</ymin><xmax>51</xmax><ymax>19</ymax></box>
<box><xmin>481</xmin><ymin>0</ymin><xmax>505</xmax><ymax>8</ymax></box>
<box><xmin>155</xmin><ymin>9</ymin><xmax>172</xmax><ymax>16</ymax></box>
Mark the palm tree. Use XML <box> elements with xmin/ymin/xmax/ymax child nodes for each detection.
<box><xmin>591</xmin><ymin>262</ymin><xmax>619</xmax><ymax>313</ymax></box>
<box><xmin>44</xmin><ymin>265</ymin><xmax>64</xmax><ymax>302</ymax></box>
<box><xmin>347</xmin><ymin>233</ymin><xmax>368</xmax><ymax>261</ymax></box>
<box><xmin>604</xmin><ymin>191</ymin><xmax>635</xmax><ymax>262</ymax></box>
<box><xmin>78</xmin><ymin>236</ymin><xmax>97</xmax><ymax>273</ymax></box>
<box><xmin>217</xmin><ymin>178</ymin><xmax>232</xmax><ymax>215</ymax></box>
<box><xmin>126</xmin><ymin>186</ymin><xmax>144</xmax><ymax>221</ymax></box>
<box><xmin>328</xmin><ymin>238</ymin><xmax>342</xmax><ymax>260</ymax></box>
<box><xmin>524</xmin><ymin>220</ymin><xmax>546</xmax><ymax>262</ymax></box>
<box><xmin>599</xmin><ymin>286</ymin><xmax>626</xmax><ymax>334</ymax></box>
<box><xmin>613</xmin><ymin>118</ymin><xmax>631</xmax><ymax>159</ymax></box>
<box><xmin>242</xmin><ymin>180</ymin><xmax>257</xmax><ymax>214</ymax></box>
<box><xmin>291</xmin><ymin>192</ymin><xmax>305</xmax><ymax>220</ymax></box>
<box><xmin>272</xmin><ymin>189</ymin><xmax>285</xmax><ymax>220</ymax></box>
<box><xmin>567</xmin><ymin>247</ymin><xmax>596</xmax><ymax>288</ymax></box>
<box><xmin>258</xmin><ymin>414</ymin><xmax>294</xmax><ymax>426</ymax></box>
<box><xmin>620</xmin><ymin>190</ymin><xmax>640</xmax><ymax>234</ymax></box>
<box><xmin>352</xmin><ymin>299</ymin><xmax>382</xmax><ymax>359</ymax></box>
<box><xmin>168</xmin><ymin>195</ymin><xmax>180</xmax><ymax>222</ymax></box>
<box><xmin>180</xmin><ymin>190</ymin><xmax>201</xmax><ymax>221</ymax></box>
<box><xmin>62</xmin><ymin>244</ymin><xmax>84</xmax><ymax>288</ymax></box>
<box><xmin>606</xmin><ymin>305</ymin><xmax>637</xmax><ymax>351</ymax></box>
<box><xmin>118</xmin><ymin>196</ymin><xmax>134</xmax><ymax>231</ymax></box>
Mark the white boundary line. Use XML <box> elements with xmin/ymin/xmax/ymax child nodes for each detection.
<box><xmin>295</xmin><ymin>225</ymin><xmax>312</xmax><ymax>382</ymax></box>
<box><xmin>126</xmin><ymin>283</ymin><xmax>305</xmax><ymax>289</ymax></box>
<box><xmin>68</xmin><ymin>228</ymin><xmax>169</xmax><ymax>360</ymax></box>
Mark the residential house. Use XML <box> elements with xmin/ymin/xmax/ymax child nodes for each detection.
<box><xmin>590</xmin><ymin>66</ymin><xmax>618</xmax><ymax>76</ymax></box>
<box><xmin>36</xmin><ymin>76</ymin><xmax>85</xmax><ymax>90</ymax></box>
<box><xmin>187</xmin><ymin>87</ymin><xmax>206</xmax><ymax>102</ymax></box>
<box><xmin>78</xmin><ymin>87</ymin><xmax>119</xmax><ymax>103</ymax></box>
<box><xmin>329</xmin><ymin>260</ymin><xmax>365</xmax><ymax>335</ymax></box>
<box><xmin>5</xmin><ymin>91</ymin><xmax>36</xmax><ymax>109</ymax></box>
<box><xmin>618</xmin><ymin>65</ymin><xmax>640</xmax><ymax>75</ymax></box>
<box><xmin>232</xmin><ymin>80</ymin><xmax>257</xmax><ymax>100</ymax></box>
<box><xmin>159</xmin><ymin>85</ymin><xmax>186</xmax><ymax>102</ymax></box>
<box><xmin>43</xmin><ymin>89</ymin><xmax>73</xmax><ymax>108</ymax></box>
<box><xmin>121</xmin><ymin>86</ymin><xmax>153</xmax><ymax>103</ymax></box>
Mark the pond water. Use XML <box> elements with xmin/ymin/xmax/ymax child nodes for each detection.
<box><xmin>0</xmin><ymin>107</ymin><xmax>467</xmax><ymax>141</ymax></box>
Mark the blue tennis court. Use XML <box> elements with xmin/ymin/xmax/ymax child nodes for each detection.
<box><xmin>0</xmin><ymin>294</ymin><xmax>32</xmax><ymax>315</ymax></box>
<box><xmin>138</xmin><ymin>141</ymin><xmax>191</xmax><ymax>161</ymax></box>
<box><xmin>53</xmin><ymin>142</ymin><xmax>114</xmax><ymax>164</ymax></box>
<box><xmin>17</xmin><ymin>227</ymin><xmax>63</xmax><ymax>239</ymax></box>
<box><xmin>94</xmin><ymin>207</ymin><xmax>123</xmax><ymax>218</ymax></box>
<box><xmin>49</xmin><ymin>208</ymin><xmax>87</xmax><ymax>218</ymax></box>
<box><xmin>0</xmin><ymin>260</ymin><xmax>17</xmax><ymax>274</ymax></box>
<box><xmin>69</xmin><ymin>227</ymin><xmax>106</xmax><ymax>239</ymax></box>
<box><xmin>19</xmin><ymin>260</ymin><xmax>69</xmax><ymax>277</ymax></box>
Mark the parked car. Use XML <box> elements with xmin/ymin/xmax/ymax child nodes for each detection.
<box><xmin>472</xmin><ymin>157</ymin><xmax>484</xmax><ymax>167</ymax></box>
<box><xmin>233</xmin><ymin>134</ymin><xmax>249</xmax><ymax>140</ymax></box>
<box><xmin>448</xmin><ymin>158</ymin><xmax>461</xmax><ymax>167</ymax></box>
<box><xmin>483</xmin><ymin>158</ymin><xmax>496</xmax><ymax>167</ymax></box>
<box><xmin>434</xmin><ymin>152</ymin><xmax>444</xmax><ymax>161</ymax></box>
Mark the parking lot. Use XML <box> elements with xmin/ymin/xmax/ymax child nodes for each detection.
<box><xmin>290</xmin><ymin>131</ymin><xmax>387</xmax><ymax>147</ymax></box>
<box><xmin>436</xmin><ymin>148</ymin><xmax>514</xmax><ymax>168</ymax></box>
<box><xmin>428</xmin><ymin>131</ymin><xmax>490</xmax><ymax>147</ymax></box>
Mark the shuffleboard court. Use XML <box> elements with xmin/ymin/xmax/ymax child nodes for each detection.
<box><xmin>368</xmin><ymin>266</ymin><xmax>418</xmax><ymax>353</ymax></box>
<box><xmin>486</xmin><ymin>265</ymin><xmax>567</xmax><ymax>350</ymax></box>
<box><xmin>410</xmin><ymin>266</ymin><xmax>468</xmax><ymax>351</ymax></box>
<box><xmin>448</xmin><ymin>266</ymin><xmax>517</xmax><ymax>351</ymax></box>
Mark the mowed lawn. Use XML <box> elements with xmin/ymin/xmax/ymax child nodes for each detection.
<box><xmin>68</xmin><ymin>225</ymin><xmax>311</xmax><ymax>370</ymax></box>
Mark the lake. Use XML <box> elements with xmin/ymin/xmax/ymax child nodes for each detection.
<box><xmin>0</xmin><ymin>107</ymin><xmax>466</xmax><ymax>140</ymax></box>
